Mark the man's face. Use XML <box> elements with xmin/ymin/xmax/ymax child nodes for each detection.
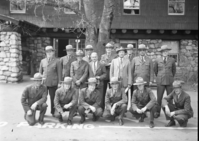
<box><xmin>162</xmin><ymin>50</ymin><xmax>169</xmax><ymax>57</ymax></box>
<box><xmin>137</xmin><ymin>84</ymin><xmax>144</xmax><ymax>91</ymax></box>
<box><xmin>86</xmin><ymin>49</ymin><xmax>93</xmax><ymax>56</ymax></box>
<box><xmin>127</xmin><ymin>50</ymin><xmax>133</xmax><ymax>55</ymax></box>
<box><xmin>35</xmin><ymin>80</ymin><xmax>42</xmax><ymax>86</ymax></box>
<box><xmin>88</xmin><ymin>84</ymin><xmax>96</xmax><ymax>92</ymax></box>
<box><xmin>174</xmin><ymin>88</ymin><xmax>182</xmax><ymax>95</ymax></box>
<box><xmin>46</xmin><ymin>51</ymin><xmax>54</xmax><ymax>58</ymax></box>
<box><xmin>118</xmin><ymin>51</ymin><xmax>125</xmax><ymax>58</ymax></box>
<box><xmin>77</xmin><ymin>56</ymin><xmax>83</xmax><ymax>61</ymax></box>
<box><xmin>63</xmin><ymin>83</ymin><xmax>71</xmax><ymax>91</ymax></box>
<box><xmin>111</xmin><ymin>83</ymin><xmax>119</xmax><ymax>90</ymax></box>
<box><xmin>106</xmin><ymin>48</ymin><xmax>112</xmax><ymax>54</ymax></box>
<box><xmin>139</xmin><ymin>49</ymin><xmax>145</xmax><ymax>56</ymax></box>
<box><xmin>67</xmin><ymin>50</ymin><xmax>74</xmax><ymax>56</ymax></box>
<box><xmin>91</xmin><ymin>53</ymin><xmax>98</xmax><ymax>62</ymax></box>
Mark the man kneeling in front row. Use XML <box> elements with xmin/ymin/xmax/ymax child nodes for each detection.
<box><xmin>162</xmin><ymin>81</ymin><xmax>194</xmax><ymax>127</ymax></box>
<box><xmin>21</xmin><ymin>73</ymin><xmax>48</xmax><ymax>126</ymax></box>
<box><xmin>129</xmin><ymin>77</ymin><xmax>160</xmax><ymax>128</ymax></box>
<box><xmin>54</xmin><ymin>77</ymin><xmax>77</xmax><ymax>125</ymax></box>
<box><xmin>78</xmin><ymin>78</ymin><xmax>103</xmax><ymax>124</ymax></box>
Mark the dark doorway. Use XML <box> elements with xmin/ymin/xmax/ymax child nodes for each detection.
<box><xmin>58</xmin><ymin>39</ymin><xmax>69</xmax><ymax>57</ymax></box>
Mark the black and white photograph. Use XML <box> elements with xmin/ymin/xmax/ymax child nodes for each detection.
<box><xmin>0</xmin><ymin>0</ymin><xmax>198</xmax><ymax>141</ymax></box>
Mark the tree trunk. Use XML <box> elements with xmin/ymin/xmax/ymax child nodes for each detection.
<box><xmin>96</xmin><ymin>0</ymin><xmax>115</xmax><ymax>57</ymax></box>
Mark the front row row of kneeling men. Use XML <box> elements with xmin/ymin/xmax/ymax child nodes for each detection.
<box><xmin>21</xmin><ymin>73</ymin><xmax>194</xmax><ymax>128</ymax></box>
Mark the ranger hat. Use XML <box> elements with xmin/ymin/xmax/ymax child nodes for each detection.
<box><xmin>31</xmin><ymin>73</ymin><xmax>43</xmax><ymax>81</ymax></box>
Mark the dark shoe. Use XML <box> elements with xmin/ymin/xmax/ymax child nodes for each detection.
<box><xmin>139</xmin><ymin>114</ymin><xmax>146</xmax><ymax>122</ymax></box>
<box><xmin>110</xmin><ymin>116</ymin><xmax>115</xmax><ymax>122</ymax></box>
<box><xmin>59</xmin><ymin>116</ymin><xmax>63</xmax><ymax>123</ymax></box>
<box><xmin>149</xmin><ymin>121</ymin><xmax>155</xmax><ymax>128</ymax></box>
<box><xmin>38</xmin><ymin>120</ymin><xmax>45</xmax><ymax>125</ymax></box>
<box><xmin>154</xmin><ymin>112</ymin><xmax>160</xmax><ymax>118</ymax></box>
<box><xmin>165</xmin><ymin>120</ymin><xmax>176</xmax><ymax>127</ymax></box>
<box><xmin>178</xmin><ymin>119</ymin><xmax>188</xmax><ymax>127</ymax></box>
<box><xmin>118</xmin><ymin>119</ymin><xmax>124</xmax><ymax>126</ymax></box>
<box><xmin>67</xmin><ymin>120</ymin><xmax>73</xmax><ymax>125</ymax></box>
<box><xmin>79</xmin><ymin>117</ymin><xmax>85</xmax><ymax>124</ymax></box>
<box><xmin>52</xmin><ymin>114</ymin><xmax>55</xmax><ymax>117</ymax></box>
<box><xmin>92</xmin><ymin>115</ymin><xmax>99</xmax><ymax>122</ymax></box>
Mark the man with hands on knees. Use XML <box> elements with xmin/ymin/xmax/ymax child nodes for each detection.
<box><xmin>54</xmin><ymin>77</ymin><xmax>77</xmax><ymax>125</ymax></box>
<box><xmin>78</xmin><ymin>78</ymin><xmax>103</xmax><ymax>124</ymax></box>
<box><xmin>129</xmin><ymin>77</ymin><xmax>160</xmax><ymax>128</ymax></box>
<box><xmin>103</xmin><ymin>77</ymin><xmax>127</xmax><ymax>126</ymax></box>
<box><xmin>21</xmin><ymin>73</ymin><xmax>48</xmax><ymax>126</ymax></box>
<box><xmin>162</xmin><ymin>81</ymin><xmax>194</xmax><ymax>127</ymax></box>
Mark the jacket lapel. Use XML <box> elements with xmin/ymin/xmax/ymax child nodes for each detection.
<box><xmin>47</xmin><ymin>57</ymin><xmax>55</xmax><ymax>66</ymax></box>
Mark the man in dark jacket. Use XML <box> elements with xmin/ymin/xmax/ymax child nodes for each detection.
<box><xmin>129</xmin><ymin>77</ymin><xmax>160</xmax><ymax>128</ymax></box>
<box><xmin>162</xmin><ymin>81</ymin><xmax>194</xmax><ymax>127</ymax></box>
<box><xmin>21</xmin><ymin>73</ymin><xmax>48</xmax><ymax>126</ymax></box>
<box><xmin>54</xmin><ymin>77</ymin><xmax>77</xmax><ymax>125</ymax></box>
<box><xmin>78</xmin><ymin>78</ymin><xmax>103</xmax><ymax>124</ymax></box>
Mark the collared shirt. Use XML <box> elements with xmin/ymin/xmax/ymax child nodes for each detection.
<box><xmin>93</xmin><ymin>61</ymin><xmax>98</xmax><ymax>74</ymax></box>
<box><xmin>140</xmin><ymin>56</ymin><xmax>146</xmax><ymax>62</ymax></box>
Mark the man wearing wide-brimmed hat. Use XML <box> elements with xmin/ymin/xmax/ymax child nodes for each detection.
<box><xmin>162</xmin><ymin>81</ymin><xmax>194</xmax><ymax>127</ymax></box>
<box><xmin>129</xmin><ymin>77</ymin><xmax>160</xmax><ymax>128</ymax></box>
<box><xmin>154</xmin><ymin>45</ymin><xmax>176</xmax><ymax>117</ymax></box>
<box><xmin>70</xmin><ymin>50</ymin><xmax>89</xmax><ymax>89</ymax></box>
<box><xmin>89</xmin><ymin>52</ymin><xmax>107</xmax><ymax>109</ymax></box>
<box><xmin>100</xmin><ymin>43</ymin><xmax>118</xmax><ymax>103</ymax></box>
<box><xmin>39</xmin><ymin>46</ymin><xmax>62</xmax><ymax>116</ymax></box>
<box><xmin>54</xmin><ymin>77</ymin><xmax>77</xmax><ymax>125</ymax></box>
<box><xmin>78</xmin><ymin>78</ymin><xmax>103</xmax><ymax>124</ymax></box>
<box><xmin>21</xmin><ymin>73</ymin><xmax>48</xmax><ymax>126</ymax></box>
<box><xmin>132</xmin><ymin>44</ymin><xmax>153</xmax><ymax>86</ymax></box>
<box><xmin>83</xmin><ymin>45</ymin><xmax>94</xmax><ymax>63</ymax></box>
<box><xmin>60</xmin><ymin>45</ymin><xmax>76</xmax><ymax>80</ymax></box>
<box><xmin>103</xmin><ymin>77</ymin><xmax>127</xmax><ymax>126</ymax></box>
<box><xmin>124</xmin><ymin>44</ymin><xmax>135</xmax><ymax>62</ymax></box>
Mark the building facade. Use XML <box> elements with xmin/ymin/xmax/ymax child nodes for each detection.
<box><xmin>0</xmin><ymin>0</ymin><xmax>198</xmax><ymax>83</ymax></box>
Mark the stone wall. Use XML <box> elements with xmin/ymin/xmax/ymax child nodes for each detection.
<box><xmin>138</xmin><ymin>39</ymin><xmax>198</xmax><ymax>82</ymax></box>
<box><xmin>22</xmin><ymin>37</ymin><xmax>51</xmax><ymax>75</ymax></box>
<box><xmin>0</xmin><ymin>32</ymin><xmax>23</xmax><ymax>83</ymax></box>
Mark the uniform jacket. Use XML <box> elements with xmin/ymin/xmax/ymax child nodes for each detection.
<box><xmin>79</xmin><ymin>88</ymin><xmax>101</xmax><ymax>109</ymax></box>
<box><xmin>100</xmin><ymin>53</ymin><xmax>117</xmax><ymax>80</ymax></box>
<box><xmin>54</xmin><ymin>87</ymin><xmax>77</xmax><ymax>113</ymax></box>
<box><xmin>83</xmin><ymin>55</ymin><xmax>92</xmax><ymax>63</ymax></box>
<box><xmin>131</xmin><ymin>88</ymin><xmax>156</xmax><ymax>111</ymax></box>
<box><xmin>60</xmin><ymin>55</ymin><xmax>76</xmax><ymax>80</ymax></box>
<box><xmin>110</xmin><ymin>57</ymin><xmax>132</xmax><ymax>88</ymax></box>
<box><xmin>89</xmin><ymin>61</ymin><xmax>107</xmax><ymax>88</ymax></box>
<box><xmin>162</xmin><ymin>90</ymin><xmax>194</xmax><ymax>118</ymax></box>
<box><xmin>154</xmin><ymin>57</ymin><xmax>176</xmax><ymax>85</ymax></box>
<box><xmin>132</xmin><ymin>56</ymin><xmax>153</xmax><ymax>83</ymax></box>
<box><xmin>39</xmin><ymin>57</ymin><xmax>62</xmax><ymax>87</ymax></box>
<box><xmin>105</xmin><ymin>88</ymin><xmax>127</xmax><ymax>111</ymax></box>
<box><xmin>70</xmin><ymin>60</ymin><xmax>89</xmax><ymax>88</ymax></box>
<box><xmin>21</xmin><ymin>84</ymin><xmax>47</xmax><ymax>113</ymax></box>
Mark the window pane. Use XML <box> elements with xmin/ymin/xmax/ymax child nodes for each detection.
<box><xmin>168</xmin><ymin>0</ymin><xmax>185</xmax><ymax>15</ymax></box>
<box><xmin>123</xmin><ymin>0</ymin><xmax>140</xmax><ymax>15</ymax></box>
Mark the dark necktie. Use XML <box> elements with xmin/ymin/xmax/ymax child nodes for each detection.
<box><xmin>164</xmin><ymin>57</ymin><xmax>166</xmax><ymax>64</ymax></box>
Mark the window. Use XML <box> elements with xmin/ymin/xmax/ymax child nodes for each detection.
<box><xmin>168</xmin><ymin>0</ymin><xmax>185</xmax><ymax>15</ymax></box>
<box><xmin>10</xmin><ymin>0</ymin><xmax>26</xmax><ymax>13</ymax></box>
<box><xmin>162</xmin><ymin>41</ymin><xmax>179</xmax><ymax>65</ymax></box>
<box><xmin>64</xmin><ymin>0</ymin><xmax>81</xmax><ymax>14</ymax></box>
<box><xmin>120</xmin><ymin>40</ymin><xmax>138</xmax><ymax>56</ymax></box>
<box><xmin>123</xmin><ymin>0</ymin><xmax>140</xmax><ymax>15</ymax></box>
<box><xmin>69</xmin><ymin>39</ymin><xmax>85</xmax><ymax>50</ymax></box>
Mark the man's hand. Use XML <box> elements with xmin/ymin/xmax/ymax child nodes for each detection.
<box><xmin>64</xmin><ymin>104</ymin><xmax>71</xmax><ymax>110</ymax></box>
<box><xmin>165</xmin><ymin>105</ymin><xmax>171</xmax><ymax>117</ymax></box>
<box><xmin>27</xmin><ymin>110</ymin><xmax>32</xmax><ymax>116</ymax></box>
<box><xmin>110</xmin><ymin>108</ymin><xmax>115</xmax><ymax>115</ymax></box>
<box><xmin>96</xmin><ymin>76</ymin><xmax>100</xmax><ymax>80</ymax></box>
<box><xmin>89</xmin><ymin>106</ymin><xmax>96</xmax><ymax>113</ymax></box>
<box><xmin>170</xmin><ymin>111</ymin><xmax>175</xmax><ymax>117</ymax></box>
<box><xmin>75</xmin><ymin>80</ymin><xmax>81</xmax><ymax>86</ymax></box>
<box><xmin>61</xmin><ymin>112</ymin><xmax>68</xmax><ymax>118</ymax></box>
<box><xmin>136</xmin><ymin>108</ymin><xmax>142</xmax><ymax>114</ymax></box>
<box><xmin>31</xmin><ymin>102</ymin><xmax>38</xmax><ymax>111</ymax></box>
<box><xmin>141</xmin><ymin>107</ymin><xmax>147</xmax><ymax>113</ymax></box>
<box><xmin>149</xmin><ymin>82</ymin><xmax>153</xmax><ymax>85</ymax></box>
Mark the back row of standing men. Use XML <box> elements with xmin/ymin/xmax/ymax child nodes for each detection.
<box><xmin>21</xmin><ymin>43</ymin><xmax>194</xmax><ymax>128</ymax></box>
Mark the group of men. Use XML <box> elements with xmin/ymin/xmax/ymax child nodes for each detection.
<box><xmin>21</xmin><ymin>42</ymin><xmax>194</xmax><ymax>128</ymax></box>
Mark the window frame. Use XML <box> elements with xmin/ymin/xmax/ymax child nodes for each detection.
<box><xmin>9</xmin><ymin>0</ymin><xmax>26</xmax><ymax>14</ymax></box>
<box><xmin>168</xmin><ymin>0</ymin><xmax>185</xmax><ymax>16</ymax></box>
<box><xmin>63</xmin><ymin>0</ymin><xmax>81</xmax><ymax>14</ymax></box>
<box><xmin>123</xmin><ymin>0</ymin><xmax>141</xmax><ymax>15</ymax></box>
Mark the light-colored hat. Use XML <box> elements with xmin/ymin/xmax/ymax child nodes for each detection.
<box><xmin>173</xmin><ymin>80</ymin><xmax>184</xmax><ymax>88</ymax></box>
<box><xmin>87</xmin><ymin>78</ymin><xmax>98</xmax><ymax>85</ymax></box>
<box><xmin>138</xmin><ymin>44</ymin><xmax>147</xmax><ymax>50</ymax></box>
<box><xmin>133</xmin><ymin>77</ymin><xmax>147</xmax><ymax>85</ymax></box>
<box><xmin>150</xmin><ymin>52</ymin><xmax>155</xmax><ymax>56</ymax></box>
<box><xmin>30</xmin><ymin>73</ymin><xmax>43</xmax><ymax>81</ymax></box>
<box><xmin>65</xmin><ymin>45</ymin><xmax>75</xmax><ymax>51</ymax></box>
<box><xmin>85</xmin><ymin>45</ymin><xmax>94</xmax><ymax>50</ymax></box>
<box><xmin>105</xmin><ymin>43</ymin><xmax>114</xmax><ymax>48</ymax></box>
<box><xmin>110</xmin><ymin>77</ymin><xmax>120</xmax><ymax>84</ymax></box>
<box><xmin>116</xmin><ymin>46</ymin><xmax>126</xmax><ymax>53</ymax></box>
<box><xmin>126</xmin><ymin>44</ymin><xmax>134</xmax><ymax>50</ymax></box>
<box><xmin>60</xmin><ymin>77</ymin><xmax>73</xmax><ymax>84</ymax></box>
<box><xmin>160</xmin><ymin>45</ymin><xmax>171</xmax><ymax>52</ymax></box>
<box><xmin>76</xmin><ymin>50</ymin><xmax>84</xmax><ymax>56</ymax></box>
<box><xmin>45</xmin><ymin>46</ymin><xmax>54</xmax><ymax>52</ymax></box>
